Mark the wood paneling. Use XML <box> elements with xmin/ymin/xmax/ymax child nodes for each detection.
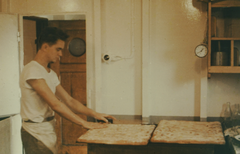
<box><xmin>72</xmin><ymin>73</ymin><xmax>86</xmax><ymax>105</ymax></box>
<box><xmin>59</xmin><ymin>20</ymin><xmax>85</xmax><ymax>30</ymax></box>
<box><xmin>62</xmin><ymin>114</ymin><xmax>87</xmax><ymax>145</ymax></box>
<box><xmin>59</xmin><ymin>72</ymin><xmax>87</xmax><ymax>146</ymax></box>
<box><xmin>60</xmin><ymin>64</ymin><xmax>86</xmax><ymax>73</ymax></box>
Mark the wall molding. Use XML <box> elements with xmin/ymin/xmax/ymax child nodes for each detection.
<box><xmin>93</xmin><ymin>0</ymin><xmax>102</xmax><ymax>113</ymax></box>
<box><xmin>142</xmin><ymin>0</ymin><xmax>151</xmax><ymax>122</ymax></box>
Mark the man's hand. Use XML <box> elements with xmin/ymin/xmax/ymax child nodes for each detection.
<box><xmin>93</xmin><ymin>113</ymin><xmax>116</xmax><ymax>123</ymax></box>
<box><xmin>82</xmin><ymin>121</ymin><xmax>108</xmax><ymax>130</ymax></box>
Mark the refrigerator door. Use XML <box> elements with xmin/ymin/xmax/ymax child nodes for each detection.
<box><xmin>0</xmin><ymin>13</ymin><xmax>20</xmax><ymax>117</ymax></box>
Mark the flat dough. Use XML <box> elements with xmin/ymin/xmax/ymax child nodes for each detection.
<box><xmin>77</xmin><ymin>124</ymin><xmax>156</xmax><ymax>145</ymax></box>
<box><xmin>150</xmin><ymin>120</ymin><xmax>225</xmax><ymax>145</ymax></box>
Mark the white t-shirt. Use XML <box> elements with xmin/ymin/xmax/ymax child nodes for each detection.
<box><xmin>20</xmin><ymin>61</ymin><xmax>60</xmax><ymax>122</ymax></box>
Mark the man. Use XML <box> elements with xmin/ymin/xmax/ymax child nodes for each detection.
<box><xmin>20</xmin><ymin>27</ymin><xmax>115</xmax><ymax>154</ymax></box>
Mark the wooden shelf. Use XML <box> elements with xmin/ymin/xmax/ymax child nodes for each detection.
<box><xmin>211</xmin><ymin>37</ymin><xmax>240</xmax><ymax>41</ymax></box>
<box><xmin>208</xmin><ymin>66</ymin><xmax>240</xmax><ymax>74</ymax></box>
<box><xmin>212</xmin><ymin>1</ymin><xmax>240</xmax><ymax>8</ymax></box>
<box><xmin>208</xmin><ymin>1</ymin><xmax>240</xmax><ymax>78</ymax></box>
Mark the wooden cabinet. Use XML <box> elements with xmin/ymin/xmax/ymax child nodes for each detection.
<box><xmin>208</xmin><ymin>0</ymin><xmax>240</xmax><ymax>77</ymax></box>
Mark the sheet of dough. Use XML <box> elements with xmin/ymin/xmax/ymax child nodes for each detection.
<box><xmin>77</xmin><ymin>124</ymin><xmax>156</xmax><ymax>145</ymax></box>
<box><xmin>151</xmin><ymin>120</ymin><xmax>225</xmax><ymax>145</ymax></box>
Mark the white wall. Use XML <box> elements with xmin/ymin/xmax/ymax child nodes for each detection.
<box><xmin>149</xmin><ymin>0</ymin><xmax>208</xmax><ymax>117</ymax></box>
<box><xmin>100</xmin><ymin>0</ymin><xmax>210</xmax><ymax>117</ymax></box>
<box><xmin>101</xmin><ymin>0</ymin><xmax>142</xmax><ymax>115</ymax></box>
<box><xmin>6</xmin><ymin>0</ymin><xmax>240</xmax><ymax>120</ymax></box>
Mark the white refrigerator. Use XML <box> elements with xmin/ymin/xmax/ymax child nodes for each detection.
<box><xmin>0</xmin><ymin>13</ymin><xmax>22</xmax><ymax>154</ymax></box>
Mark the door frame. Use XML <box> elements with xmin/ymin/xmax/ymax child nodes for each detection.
<box><xmin>18</xmin><ymin>12</ymin><xmax>101</xmax><ymax>112</ymax></box>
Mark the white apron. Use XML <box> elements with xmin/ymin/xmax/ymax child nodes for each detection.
<box><xmin>22</xmin><ymin>119</ymin><xmax>57</xmax><ymax>154</ymax></box>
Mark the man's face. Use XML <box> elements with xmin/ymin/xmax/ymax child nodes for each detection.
<box><xmin>47</xmin><ymin>39</ymin><xmax>65</xmax><ymax>63</ymax></box>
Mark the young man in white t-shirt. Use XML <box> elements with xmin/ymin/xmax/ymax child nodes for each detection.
<box><xmin>20</xmin><ymin>27</ymin><xmax>115</xmax><ymax>154</ymax></box>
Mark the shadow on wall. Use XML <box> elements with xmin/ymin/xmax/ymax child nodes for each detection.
<box><xmin>149</xmin><ymin>0</ymin><xmax>208</xmax><ymax>117</ymax></box>
<box><xmin>152</xmin><ymin>0</ymin><xmax>208</xmax><ymax>85</ymax></box>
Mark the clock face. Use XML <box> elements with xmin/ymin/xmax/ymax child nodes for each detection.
<box><xmin>195</xmin><ymin>44</ymin><xmax>208</xmax><ymax>58</ymax></box>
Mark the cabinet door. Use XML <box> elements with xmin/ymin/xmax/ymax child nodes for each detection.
<box><xmin>0</xmin><ymin>13</ymin><xmax>20</xmax><ymax>117</ymax></box>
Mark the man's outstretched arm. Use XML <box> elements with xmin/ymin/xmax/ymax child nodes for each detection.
<box><xmin>27</xmin><ymin>79</ymin><xmax>108</xmax><ymax>129</ymax></box>
<box><xmin>55</xmin><ymin>84</ymin><xmax>116</xmax><ymax>123</ymax></box>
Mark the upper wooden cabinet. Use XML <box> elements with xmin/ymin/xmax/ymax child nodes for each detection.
<box><xmin>208</xmin><ymin>0</ymin><xmax>240</xmax><ymax>77</ymax></box>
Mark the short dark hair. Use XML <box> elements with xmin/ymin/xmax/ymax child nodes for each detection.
<box><xmin>37</xmin><ymin>27</ymin><xmax>69</xmax><ymax>50</ymax></box>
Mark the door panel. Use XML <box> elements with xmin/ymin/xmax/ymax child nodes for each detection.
<box><xmin>62</xmin><ymin>114</ymin><xmax>87</xmax><ymax>145</ymax></box>
<box><xmin>60</xmin><ymin>64</ymin><xmax>86</xmax><ymax>74</ymax></box>
<box><xmin>72</xmin><ymin>73</ymin><xmax>87</xmax><ymax>105</ymax></box>
<box><xmin>49</xmin><ymin>20</ymin><xmax>87</xmax><ymax>154</ymax></box>
<box><xmin>60</xmin><ymin>72</ymin><xmax>87</xmax><ymax>145</ymax></box>
<box><xmin>60</xmin><ymin>73</ymin><xmax>71</xmax><ymax>97</ymax></box>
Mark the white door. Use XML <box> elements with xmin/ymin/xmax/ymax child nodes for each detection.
<box><xmin>0</xmin><ymin>13</ymin><xmax>20</xmax><ymax>117</ymax></box>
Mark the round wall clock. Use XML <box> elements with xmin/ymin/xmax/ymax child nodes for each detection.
<box><xmin>195</xmin><ymin>44</ymin><xmax>208</xmax><ymax>58</ymax></box>
<box><xmin>68</xmin><ymin>38</ymin><xmax>86</xmax><ymax>57</ymax></box>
